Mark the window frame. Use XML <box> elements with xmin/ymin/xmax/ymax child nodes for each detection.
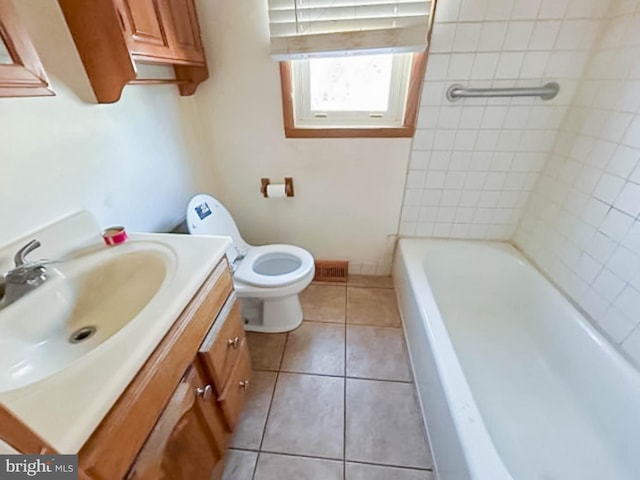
<box><xmin>279</xmin><ymin>52</ymin><xmax>427</xmax><ymax>138</ymax></box>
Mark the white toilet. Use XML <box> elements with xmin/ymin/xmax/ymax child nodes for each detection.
<box><xmin>186</xmin><ymin>193</ymin><xmax>314</xmax><ymax>333</ymax></box>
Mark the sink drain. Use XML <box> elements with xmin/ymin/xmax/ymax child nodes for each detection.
<box><xmin>69</xmin><ymin>326</ymin><xmax>96</xmax><ymax>344</ymax></box>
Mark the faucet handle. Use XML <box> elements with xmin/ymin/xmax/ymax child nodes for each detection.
<box><xmin>14</xmin><ymin>240</ymin><xmax>42</xmax><ymax>267</ymax></box>
<box><xmin>5</xmin><ymin>263</ymin><xmax>47</xmax><ymax>286</ymax></box>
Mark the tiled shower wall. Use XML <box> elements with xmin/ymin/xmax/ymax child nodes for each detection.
<box><xmin>399</xmin><ymin>0</ymin><xmax>606</xmax><ymax>239</ymax></box>
<box><xmin>515</xmin><ymin>0</ymin><xmax>640</xmax><ymax>361</ymax></box>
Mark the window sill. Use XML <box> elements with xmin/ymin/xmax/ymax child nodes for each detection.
<box><xmin>283</xmin><ymin>126</ymin><xmax>416</xmax><ymax>138</ymax></box>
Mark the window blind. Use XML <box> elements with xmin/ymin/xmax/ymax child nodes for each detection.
<box><xmin>267</xmin><ymin>0</ymin><xmax>432</xmax><ymax>60</ymax></box>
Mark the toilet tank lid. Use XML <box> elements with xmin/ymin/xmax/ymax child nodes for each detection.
<box><xmin>186</xmin><ymin>194</ymin><xmax>249</xmax><ymax>263</ymax></box>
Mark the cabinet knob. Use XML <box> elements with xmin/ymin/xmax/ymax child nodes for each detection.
<box><xmin>227</xmin><ymin>336</ymin><xmax>241</xmax><ymax>349</ymax></box>
<box><xmin>239</xmin><ymin>380</ymin><xmax>249</xmax><ymax>390</ymax></box>
<box><xmin>196</xmin><ymin>384</ymin><xmax>213</xmax><ymax>400</ymax></box>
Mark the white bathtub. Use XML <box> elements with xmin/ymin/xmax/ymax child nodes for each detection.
<box><xmin>393</xmin><ymin>238</ymin><xmax>640</xmax><ymax>480</ymax></box>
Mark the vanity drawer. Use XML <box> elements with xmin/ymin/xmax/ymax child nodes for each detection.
<box><xmin>217</xmin><ymin>343</ymin><xmax>252</xmax><ymax>430</ymax></box>
<box><xmin>198</xmin><ymin>295</ymin><xmax>246</xmax><ymax>392</ymax></box>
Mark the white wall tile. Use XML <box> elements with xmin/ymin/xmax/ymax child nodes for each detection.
<box><xmin>448</xmin><ymin>53</ymin><xmax>476</xmax><ymax>79</ymax></box>
<box><xmin>403</xmin><ymin>0</ymin><xmax>611</xmax><ymax>243</ymax></box>
<box><xmin>434</xmin><ymin>0</ymin><xmax>462</xmax><ymax>22</ymax></box>
<box><xmin>504</xmin><ymin>22</ymin><xmax>534</xmax><ymax>50</ymax></box>
<box><xmin>459</xmin><ymin>0</ymin><xmax>488</xmax><ymax>21</ymax></box>
<box><xmin>539</xmin><ymin>0</ymin><xmax>570</xmax><ymax>19</ymax></box>
<box><xmin>514</xmin><ymin>4</ymin><xmax>640</xmax><ymax>355</ymax></box>
<box><xmin>512</xmin><ymin>0</ymin><xmax>542</xmax><ymax>19</ymax></box>
<box><xmin>454</xmin><ymin>23</ymin><xmax>483</xmax><ymax>51</ymax></box>
<box><xmin>495</xmin><ymin>52</ymin><xmax>525</xmax><ymax>78</ymax></box>
<box><xmin>478</xmin><ymin>22</ymin><xmax>509</xmax><ymax>51</ymax></box>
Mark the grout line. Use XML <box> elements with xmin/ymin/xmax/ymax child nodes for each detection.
<box><xmin>345</xmin><ymin>459</ymin><xmax>434</xmax><ymax>472</ymax></box>
<box><xmin>346</xmin><ymin>284</ymin><xmax>395</xmax><ymax>290</ymax></box>
<box><xmin>277</xmin><ymin>332</ymin><xmax>289</xmax><ymax>371</ymax></box>
<box><xmin>256</xmin><ymin>374</ymin><xmax>278</xmax><ymax>451</ymax></box>
<box><xmin>346</xmin><ymin>376</ymin><xmax>413</xmax><ymax>384</ymax></box>
<box><xmin>250</xmin><ymin>449</ymin><xmax>344</xmax><ymax>464</ymax></box>
<box><xmin>251</xmin><ymin>451</ymin><xmax>260</xmax><ymax>480</ymax></box>
<box><xmin>344</xmin><ymin>322</ymin><xmax>403</xmax><ymax>328</ymax></box>
<box><xmin>237</xmin><ymin>447</ymin><xmax>434</xmax><ymax>473</ymax></box>
<box><xmin>302</xmin><ymin>320</ymin><xmax>347</xmax><ymax>326</ymax></box>
<box><xmin>255</xmin><ymin>330</ymin><xmax>290</xmax><ymax>459</ymax></box>
<box><xmin>343</xmin><ymin>293</ymin><xmax>348</xmax><ymax>479</ymax></box>
<box><xmin>254</xmin><ymin>368</ymin><xmax>414</xmax><ymax>384</ymax></box>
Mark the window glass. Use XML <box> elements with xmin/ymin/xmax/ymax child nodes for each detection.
<box><xmin>309</xmin><ymin>55</ymin><xmax>393</xmax><ymax>112</ymax></box>
<box><xmin>292</xmin><ymin>53</ymin><xmax>412</xmax><ymax>128</ymax></box>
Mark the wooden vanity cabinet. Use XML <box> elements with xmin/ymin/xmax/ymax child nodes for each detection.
<box><xmin>77</xmin><ymin>258</ymin><xmax>252</xmax><ymax>480</ymax></box>
<box><xmin>58</xmin><ymin>0</ymin><xmax>208</xmax><ymax>103</ymax></box>
<box><xmin>126</xmin><ymin>364</ymin><xmax>227</xmax><ymax>480</ymax></box>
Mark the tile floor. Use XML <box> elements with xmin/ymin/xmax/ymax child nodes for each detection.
<box><xmin>223</xmin><ymin>275</ymin><xmax>434</xmax><ymax>480</ymax></box>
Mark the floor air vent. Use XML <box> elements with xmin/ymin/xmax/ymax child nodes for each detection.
<box><xmin>314</xmin><ymin>260</ymin><xmax>349</xmax><ymax>283</ymax></box>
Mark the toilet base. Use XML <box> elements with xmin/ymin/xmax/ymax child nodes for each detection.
<box><xmin>239</xmin><ymin>294</ymin><xmax>304</xmax><ymax>333</ymax></box>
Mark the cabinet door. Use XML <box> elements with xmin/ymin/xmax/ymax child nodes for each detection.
<box><xmin>199</xmin><ymin>298</ymin><xmax>247</xmax><ymax>393</ymax></box>
<box><xmin>0</xmin><ymin>0</ymin><xmax>54</xmax><ymax>97</ymax></box>
<box><xmin>217</xmin><ymin>343</ymin><xmax>252</xmax><ymax>430</ymax></box>
<box><xmin>115</xmin><ymin>0</ymin><xmax>173</xmax><ymax>59</ymax></box>
<box><xmin>127</xmin><ymin>365</ymin><xmax>227</xmax><ymax>480</ymax></box>
<box><xmin>161</xmin><ymin>0</ymin><xmax>205</xmax><ymax>63</ymax></box>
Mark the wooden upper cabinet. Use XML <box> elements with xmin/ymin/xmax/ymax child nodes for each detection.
<box><xmin>126</xmin><ymin>365</ymin><xmax>227</xmax><ymax>480</ymax></box>
<box><xmin>0</xmin><ymin>0</ymin><xmax>54</xmax><ymax>98</ymax></box>
<box><xmin>162</xmin><ymin>0</ymin><xmax>205</xmax><ymax>63</ymax></box>
<box><xmin>116</xmin><ymin>0</ymin><xmax>173</xmax><ymax>59</ymax></box>
<box><xmin>58</xmin><ymin>0</ymin><xmax>209</xmax><ymax>103</ymax></box>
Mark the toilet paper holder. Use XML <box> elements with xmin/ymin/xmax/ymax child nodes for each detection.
<box><xmin>261</xmin><ymin>177</ymin><xmax>294</xmax><ymax>198</ymax></box>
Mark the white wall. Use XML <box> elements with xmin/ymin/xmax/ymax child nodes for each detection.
<box><xmin>515</xmin><ymin>0</ymin><xmax>640</xmax><ymax>363</ymax></box>
<box><xmin>192</xmin><ymin>0</ymin><xmax>411</xmax><ymax>275</ymax></box>
<box><xmin>0</xmin><ymin>1</ymin><xmax>208</xmax><ymax>247</ymax></box>
<box><xmin>399</xmin><ymin>0</ymin><xmax>605</xmax><ymax>239</ymax></box>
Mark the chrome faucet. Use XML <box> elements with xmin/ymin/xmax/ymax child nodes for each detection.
<box><xmin>0</xmin><ymin>240</ymin><xmax>51</xmax><ymax>310</ymax></box>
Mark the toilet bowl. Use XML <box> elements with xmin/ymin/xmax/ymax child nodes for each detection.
<box><xmin>186</xmin><ymin>194</ymin><xmax>314</xmax><ymax>333</ymax></box>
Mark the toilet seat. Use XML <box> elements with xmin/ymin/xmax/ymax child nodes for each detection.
<box><xmin>234</xmin><ymin>244</ymin><xmax>314</xmax><ymax>288</ymax></box>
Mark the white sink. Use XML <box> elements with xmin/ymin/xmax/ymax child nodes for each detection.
<box><xmin>0</xmin><ymin>244</ymin><xmax>175</xmax><ymax>393</ymax></box>
<box><xmin>0</xmin><ymin>212</ymin><xmax>230</xmax><ymax>453</ymax></box>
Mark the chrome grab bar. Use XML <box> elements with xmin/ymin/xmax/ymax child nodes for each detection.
<box><xmin>446</xmin><ymin>82</ymin><xmax>559</xmax><ymax>102</ymax></box>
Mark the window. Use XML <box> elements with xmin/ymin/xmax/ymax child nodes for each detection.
<box><xmin>280</xmin><ymin>52</ymin><xmax>426</xmax><ymax>138</ymax></box>
<box><xmin>267</xmin><ymin>0</ymin><xmax>433</xmax><ymax>137</ymax></box>
<box><xmin>292</xmin><ymin>53</ymin><xmax>412</xmax><ymax>128</ymax></box>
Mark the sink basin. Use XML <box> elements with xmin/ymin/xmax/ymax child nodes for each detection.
<box><xmin>0</xmin><ymin>245</ymin><xmax>174</xmax><ymax>393</ymax></box>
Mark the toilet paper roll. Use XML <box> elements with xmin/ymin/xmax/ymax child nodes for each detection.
<box><xmin>266</xmin><ymin>184</ymin><xmax>287</xmax><ymax>198</ymax></box>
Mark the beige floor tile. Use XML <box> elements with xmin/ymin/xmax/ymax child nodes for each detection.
<box><xmin>223</xmin><ymin>449</ymin><xmax>258</xmax><ymax>480</ymax></box>
<box><xmin>345</xmin><ymin>379</ymin><xmax>432</xmax><ymax>469</ymax></box>
<box><xmin>281</xmin><ymin>322</ymin><xmax>345</xmax><ymax>376</ymax></box>
<box><xmin>246</xmin><ymin>332</ymin><xmax>287</xmax><ymax>371</ymax></box>
<box><xmin>254</xmin><ymin>453</ymin><xmax>343</xmax><ymax>480</ymax></box>
<box><xmin>348</xmin><ymin>275</ymin><xmax>394</xmax><ymax>289</ymax></box>
<box><xmin>231</xmin><ymin>371</ymin><xmax>277</xmax><ymax>450</ymax></box>
<box><xmin>346</xmin><ymin>325</ymin><xmax>412</xmax><ymax>381</ymax></box>
<box><xmin>300</xmin><ymin>284</ymin><xmax>346</xmax><ymax>323</ymax></box>
<box><xmin>345</xmin><ymin>463</ymin><xmax>433</xmax><ymax>480</ymax></box>
<box><xmin>262</xmin><ymin>373</ymin><xmax>344</xmax><ymax>459</ymax></box>
<box><xmin>346</xmin><ymin>287</ymin><xmax>401</xmax><ymax>327</ymax></box>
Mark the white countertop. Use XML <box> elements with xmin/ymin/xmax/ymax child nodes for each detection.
<box><xmin>0</xmin><ymin>213</ymin><xmax>231</xmax><ymax>453</ymax></box>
